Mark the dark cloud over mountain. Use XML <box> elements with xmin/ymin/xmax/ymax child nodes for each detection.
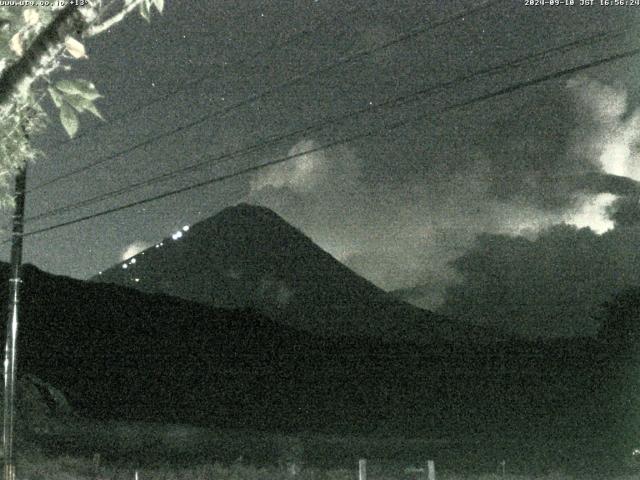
<box><xmin>438</xmin><ymin>222</ymin><xmax>640</xmax><ymax>338</ymax></box>
<box><xmin>246</xmin><ymin>75</ymin><xmax>640</xmax><ymax>319</ymax></box>
<box><xmin>607</xmin><ymin>195</ymin><xmax>640</xmax><ymax>227</ymax></box>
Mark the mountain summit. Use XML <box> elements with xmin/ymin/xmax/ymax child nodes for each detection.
<box><xmin>93</xmin><ymin>203</ymin><xmax>492</xmax><ymax>343</ymax></box>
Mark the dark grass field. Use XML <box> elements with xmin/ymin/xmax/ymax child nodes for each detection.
<box><xmin>14</xmin><ymin>418</ymin><xmax>640</xmax><ymax>480</ymax></box>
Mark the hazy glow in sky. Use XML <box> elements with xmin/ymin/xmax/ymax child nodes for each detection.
<box><xmin>121</xmin><ymin>241</ymin><xmax>152</xmax><ymax>261</ymax></box>
<box><xmin>565</xmin><ymin>193</ymin><xmax>617</xmax><ymax>234</ymax></box>
<box><xmin>563</xmin><ymin>79</ymin><xmax>640</xmax><ymax>235</ymax></box>
<box><xmin>250</xmin><ymin>140</ymin><xmax>328</xmax><ymax>193</ymax></box>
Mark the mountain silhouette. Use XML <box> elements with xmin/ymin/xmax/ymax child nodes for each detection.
<box><xmin>0</xmin><ymin>263</ymin><xmax>365</xmax><ymax>430</ymax></box>
<box><xmin>0</xmin><ymin>262</ymin><xmax>515</xmax><ymax>436</ymax></box>
<box><xmin>0</xmin><ymin>262</ymin><xmax>628</xmax><ymax>471</ymax></box>
<box><xmin>93</xmin><ymin>203</ymin><xmax>498</xmax><ymax>343</ymax></box>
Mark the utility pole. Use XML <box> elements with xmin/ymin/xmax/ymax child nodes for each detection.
<box><xmin>3</xmin><ymin>165</ymin><xmax>26</xmax><ymax>480</ymax></box>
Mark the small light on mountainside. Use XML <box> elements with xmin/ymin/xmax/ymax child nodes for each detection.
<box><xmin>172</xmin><ymin>231</ymin><xmax>183</xmax><ymax>240</ymax></box>
<box><xmin>182</xmin><ymin>225</ymin><xmax>189</xmax><ymax>231</ymax></box>
<box><xmin>134</xmin><ymin>278</ymin><xmax>140</xmax><ymax>283</ymax></box>
<box><xmin>121</xmin><ymin>264</ymin><xmax>127</xmax><ymax>269</ymax></box>
<box><xmin>130</xmin><ymin>258</ymin><xmax>136</xmax><ymax>264</ymax></box>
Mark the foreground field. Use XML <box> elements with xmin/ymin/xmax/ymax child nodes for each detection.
<box><xmin>30</xmin><ymin>422</ymin><xmax>627</xmax><ymax>472</ymax></box>
<box><xmin>12</xmin><ymin>418</ymin><xmax>638</xmax><ymax>480</ymax></box>
<box><xmin>14</xmin><ymin>455</ymin><xmax>640</xmax><ymax>480</ymax></box>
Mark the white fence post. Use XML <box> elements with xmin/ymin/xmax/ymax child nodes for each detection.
<box><xmin>427</xmin><ymin>460</ymin><xmax>435</xmax><ymax>480</ymax></box>
<box><xmin>359</xmin><ymin>459</ymin><xmax>367</xmax><ymax>480</ymax></box>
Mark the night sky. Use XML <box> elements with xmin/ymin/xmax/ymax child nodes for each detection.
<box><xmin>5</xmin><ymin>1</ymin><xmax>640</xmax><ymax>337</ymax></box>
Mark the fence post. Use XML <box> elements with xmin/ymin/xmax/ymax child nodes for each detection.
<box><xmin>92</xmin><ymin>453</ymin><xmax>101</xmax><ymax>478</ymax></box>
<box><xmin>427</xmin><ymin>460</ymin><xmax>435</xmax><ymax>480</ymax></box>
<box><xmin>359</xmin><ymin>459</ymin><xmax>366</xmax><ymax>480</ymax></box>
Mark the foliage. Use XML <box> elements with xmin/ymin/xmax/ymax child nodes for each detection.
<box><xmin>139</xmin><ymin>0</ymin><xmax>164</xmax><ymax>22</ymax></box>
<box><xmin>49</xmin><ymin>79</ymin><xmax>102</xmax><ymax>137</ymax></box>
<box><xmin>0</xmin><ymin>0</ymin><xmax>164</xmax><ymax>205</ymax></box>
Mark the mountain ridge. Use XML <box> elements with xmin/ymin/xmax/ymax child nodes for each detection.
<box><xmin>93</xmin><ymin>203</ymin><xmax>501</xmax><ymax>343</ymax></box>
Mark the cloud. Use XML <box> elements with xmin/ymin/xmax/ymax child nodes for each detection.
<box><xmin>559</xmin><ymin>77</ymin><xmax>640</xmax><ymax>232</ymax></box>
<box><xmin>250</xmin><ymin>140</ymin><xmax>331</xmax><ymax>193</ymax></box>
<box><xmin>568</xmin><ymin>76</ymin><xmax>626</xmax><ymax>121</ymax></box>
<box><xmin>248</xmin><ymin>139</ymin><xmax>472</xmax><ymax>295</ymax></box>
<box><xmin>567</xmin><ymin>77</ymin><xmax>629</xmax><ymax>170</ymax></box>
<box><xmin>248</xmin><ymin>141</ymin><xmax>555</xmax><ymax>303</ymax></box>
<box><xmin>121</xmin><ymin>240</ymin><xmax>152</xmax><ymax>261</ymax></box>
<box><xmin>246</xmin><ymin>132</ymin><xmax>603</xmax><ymax>311</ymax></box>
<box><xmin>472</xmin><ymin>77</ymin><xmax>640</xmax><ymax>221</ymax></box>
<box><xmin>473</xmin><ymin>84</ymin><xmax>583</xmax><ymax>211</ymax></box>
<box><xmin>607</xmin><ymin>195</ymin><xmax>640</xmax><ymax>227</ymax></box>
<box><xmin>438</xmin><ymin>223</ymin><xmax>640</xmax><ymax>338</ymax></box>
<box><xmin>434</xmin><ymin>78</ymin><xmax>640</xmax><ymax>337</ymax></box>
<box><xmin>248</xmin><ymin>138</ymin><xmax>368</xmax><ymax>253</ymax></box>
<box><xmin>243</xmin><ymin>76</ymin><xmax>640</xmax><ymax>328</ymax></box>
<box><xmin>563</xmin><ymin>193</ymin><xmax>616</xmax><ymax>234</ymax></box>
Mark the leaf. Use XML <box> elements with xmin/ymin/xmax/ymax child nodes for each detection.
<box><xmin>59</xmin><ymin>103</ymin><xmax>79</xmax><ymax>138</ymax></box>
<box><xmin>48</xmin><ymin>87</ymin><xmax>64</xmax><ymax>108</ymax></box>
<box><xmin>65</xmin><ymin>36</ymin><xmax>87</xmax><ymax>59</ymax></box>
<box><xmin>9</xmin><ymin>31</ymin><xmax>21</xmax><ymax>56</ymax></box>
<box><xmin>83</xmin><ymin>101</ymin><xmax>104</xmax><ymax>121</ymax></box>
<box><xmin>152</xmin><ymin>0</ymin><xmax>164</xmax><ymax>13</ymax></box>
<box><xmin>139</xmin><ymin>0</ymin><xmax>151</xmax><ymax>22</ymax></box>
<box><xmin>64</xmin><ymin>93</ymin><xmax>104</xmax><ymax>120</ymax></box>
<box><xmin>22</xmin><ymin>9</ymin><xmax>39</xmax><ymax>26</ymax></box>
<box><xmin>55</xmin><ymin>79</ymin><xmax>101</xmax><ymax>100</ymax></box>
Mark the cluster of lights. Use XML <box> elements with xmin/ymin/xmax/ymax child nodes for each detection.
<box><xmin>171</xmin><ymin>225</ymin><xmax>190</xmax><ymax>241</ymax></box>
<box><xmin>122</xmin><ymin>256</ymin><xmax>137</xmax><ymax>269</ymax></box>
<box><xmin>118</xmin><ymin>225</ymin><xmax>191</xmax><ymax>272</ymax></box>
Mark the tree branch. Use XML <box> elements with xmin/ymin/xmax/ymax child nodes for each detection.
<box><xmin>84</xmin><ymin>0</ymin><xmax>143</xmax><ymax>37</ymax></box>
<box><xmin>0</xmin><ymin>4</ymin><xmax>86</xmax><ymax>115</ymax></box>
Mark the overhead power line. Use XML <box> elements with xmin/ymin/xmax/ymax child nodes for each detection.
<box><xmin>29</xmin><ymin>0</ymin><xmax>500</xmax><ymax>193</ymax></box>
<box><xmin>26</xmin><ymin>26</ymin><xmax>626</xmax><ymax>224</ymax></box>
<box><xmin>43</xmin><ymin>2</ymin><xmax>368</xmax><ymax>152</ymax></box>
<box><xmin>447</xmin><ymin>45</ymin><xmax>640</xmax><ymax>111</ymax></box>
<box><xmin>18</xmin><ymin>44</ymin><xmax>640</xmax><ymax>241</ymax></box>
